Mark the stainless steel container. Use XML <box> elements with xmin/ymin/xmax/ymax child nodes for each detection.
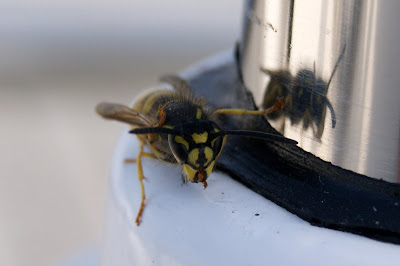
<box><xmin>239</xmin><ymin>0</ymin><xmax>400</xmax><ymax>182</ymax></box>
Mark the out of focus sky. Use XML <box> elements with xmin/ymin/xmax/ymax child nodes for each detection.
<box><xmin>0</xmin><ymin>1</ymin><xmax>242</xmax><ymax>265</ymax></box>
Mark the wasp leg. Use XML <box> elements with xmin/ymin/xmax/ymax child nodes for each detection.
<box><xmin>202</xmin><ymin>181</ymin><xmax>208</xmax><ymax>189</ymax></box>
<box><xmin>134</xmin><ymin>143</ymin><xmax>157</xmax><ymax>226</ymax></box>
<box><xmin>212</xmin><ymin>98</ymin><xmax>284</xmax><ymax>118</ymax></box>
<box><xmin>126</xmin><ymin>152</ymin><xmax>156</xmax><ymax>182</ymax></box>
<box><xmin>135</xmin><ymin>142</ymin><xmax>146</xmax><ymax>226</ymax></box>
<box><xmin>181</xmin><ymin>174</ymin><xmax>188</xmax><ymax>185</ymax></box>
<box><xmin>142</xmin><ymin>152</ymin><xmax>157</xmax><ymax>159</ymax></box>
<box><xmin>124</xmin><ymin>152</ymin><xmax>156</xmax><ymax>164</ymax></box>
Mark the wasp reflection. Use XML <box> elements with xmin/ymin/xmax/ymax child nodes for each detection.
<box><xmin>260</xmin><ymin>47</ymin><xmax>345</xmax><ymax>139</ymax></box>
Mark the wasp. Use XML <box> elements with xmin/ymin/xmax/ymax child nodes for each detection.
<box><xmin>96</xmin><ymin>75</ymin><xmax>297</xmax><ymax>225</ymax></box>
<box><xmin>260</xmin><ymin>46</ymin><xmax>346</xmax><ymax>138</ymax></box>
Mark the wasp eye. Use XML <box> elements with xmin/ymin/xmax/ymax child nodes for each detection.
<box><xmin>211</xmin><ymin>136</ymin><xmax>224</xmax><ymax>159</ymax></box>
<box><xmin>168</xmin><ymin>135</ymin><xmax>189</xmax><ymax>164</ymax></box>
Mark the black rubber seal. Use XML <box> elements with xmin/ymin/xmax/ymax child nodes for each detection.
<box><xmin>187</xmin><ymin>56</ymin><xmax>400</xmax><ymax>244</ymax></box>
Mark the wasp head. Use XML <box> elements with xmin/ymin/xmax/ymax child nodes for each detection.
<box><xmin>129</xmin><ymin>119</ymin><xmax>297</xmax><ymax>184</ymax></box>
<box><xmin>168</xmin><ymin>120</ymin><xmax>226</xmax><ymax>184</ymax></box>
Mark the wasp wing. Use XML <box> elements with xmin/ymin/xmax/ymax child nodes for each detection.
<box><xmin>96</xmin><ymin>102</ymin><xmax>153</xmax><ymax>127</ymax></box>
<box><xmin>260</xmin><ymin>68</ymin><xmax>297</xmax><ymax>89</ymax></box>
<box><xmin>159</xmin><ymin>74</ymin><xmax>194</xmax><ymax>96</ymax></box>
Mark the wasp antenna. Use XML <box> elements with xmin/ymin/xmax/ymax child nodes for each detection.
<box><xmin>327</xmin><ymin>44</ymin><xmax>346</xmax><ymax>89</ymax></box>
<box><xmin>129</xmin><ymin>127</ymin><xmax>179</xmax><ymax>135</ymax></box>
<box><xmin>213</xmin><ymin>130</ymin><xmax>297</xmax><ymax>144</ymax></box>
<box><xmin>325</xmin><ymin>99</ymin><xmax>337</xmax><ymax>128</ymax></box>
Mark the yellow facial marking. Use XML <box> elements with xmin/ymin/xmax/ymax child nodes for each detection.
<box><xmin>162</xmin><ymin>124</ymin><xmax>173</xmax><ymax>129</ymax></box>
<box><xmin>196</xmin><ymin>108</ymin><xmax>202</xmax><ymax>119</ymax></box>
<box><xmin>183</xmin><ymin>164</ymin><xmax>197</xmax><ymax>182</ymax></box>
<box><xmin>204</xmin><ymin>146</ymin><xmax>213</xmax><ymax>165</ymax></box>
<box><xmin>211</xmin><ymin>138</ymin><xmax>217</xmax><ymax>147</ymax></box>
<box><xmin>211</xmin><ymin>128</ymin><xmax>220</xmax><ymax>146</ymax></box>
<box><xmin>205</xmin><ymin>161</ymin><xmax>215</xmax><ymax>178</ymax></box>
<box><xmin>188</xmin><ymin>149</ymin><xmax>200</xmax><ymax>167</ymax></box>
<box><xmin>174</xmin><ymin>136</ymin><xmax>189</xmax><ymax>150</ymax></box>
<box><xmin>192</xmin><ymin>132</ymin><xmax>208</xmax><ymax>143</ymax></box>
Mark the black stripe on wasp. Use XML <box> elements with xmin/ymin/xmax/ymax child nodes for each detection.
<box><xmin>96</xmin><ymin>75</ymin><xmax>297</xmax><ymax>225</ymax></box>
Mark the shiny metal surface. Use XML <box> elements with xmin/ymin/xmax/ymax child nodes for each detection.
<box><xmin>240</xmin><ymin>0</ymin><xmax>400</xmax><ymax>182</ymax></box>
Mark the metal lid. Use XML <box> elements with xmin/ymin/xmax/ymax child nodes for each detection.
<box><xmin>239</xmin><ymin>0</ymin><xmax>400</xmax><ymax>182</ymax></box>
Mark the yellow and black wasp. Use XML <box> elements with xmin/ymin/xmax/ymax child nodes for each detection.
<box><xmin>260</xmin><ymin>46</ymin><xmax>346</xmax><ymax>138</ymax></box>
<box><xmin>96</xmin><ymin>75</ymin><xmax>297</xmax><ymax>225</ymax></box>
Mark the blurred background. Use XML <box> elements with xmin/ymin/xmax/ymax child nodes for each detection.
<box><xmin>0</xmin><ymin>1</ymin><xmax>242</xmax><ymax>265</ymax></box>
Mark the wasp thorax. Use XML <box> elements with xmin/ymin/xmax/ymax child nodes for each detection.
<box><xmin>167</xmin><ymin>121</ymin><xmax>225</xmax><ymax>183</ymax></box>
